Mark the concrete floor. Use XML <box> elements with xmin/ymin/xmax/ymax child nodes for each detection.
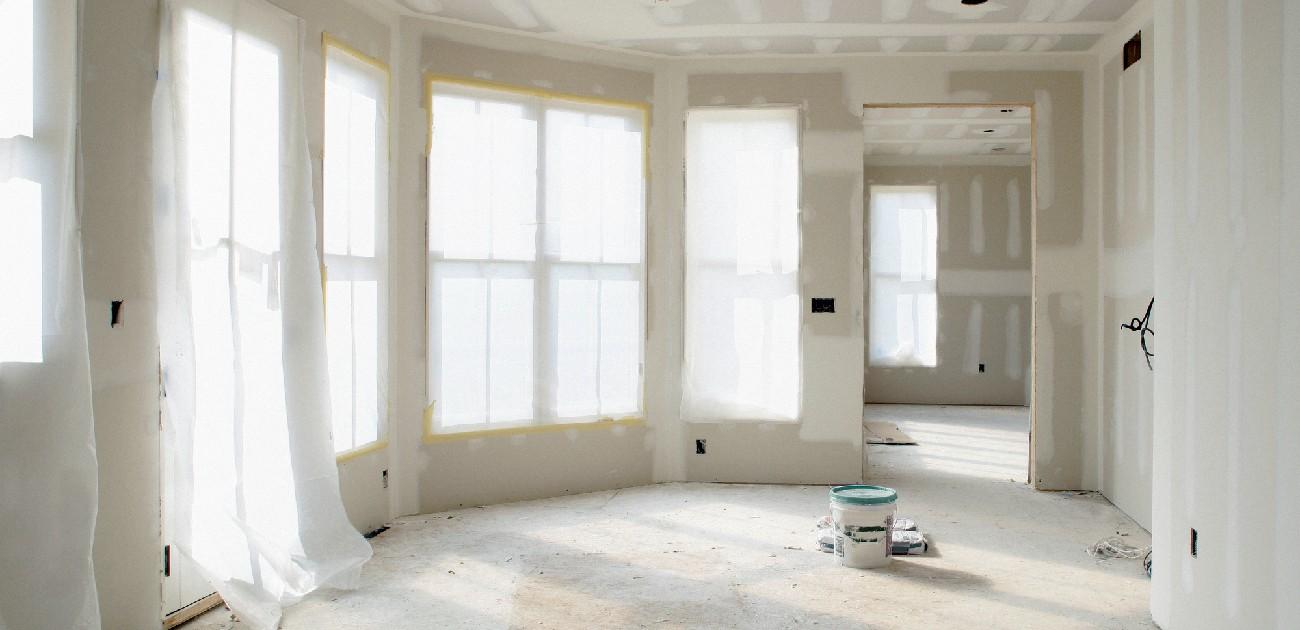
<box><xmin>191</xmin><ymin>404</ymin><xmax>1152</xmax><ymax>629</ymax></box>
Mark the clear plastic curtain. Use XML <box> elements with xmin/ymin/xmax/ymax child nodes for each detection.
<box><xmin>0</xmin><ymin>0</ymin><xmax>101</xmax><ymax>628</ymax></box>
<box><xmin>153</xmin><ymin>1</ymin><xmax>371</xmax><ymax>628</ymax></box>
<box><xmin>682</xmin><ymin>108</ymin><xmax>801</xmax><ymax>422</ymax></box>
<box><xmin>426</xmin><ymin>85</ymin><xmax>645</xmax><ymax>432</ymax></box>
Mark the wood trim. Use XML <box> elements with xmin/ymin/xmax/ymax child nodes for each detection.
<box><xmin>164</xmin><ymin>593</ymin><xmax>224</xmax><ymax>629</ymax></box>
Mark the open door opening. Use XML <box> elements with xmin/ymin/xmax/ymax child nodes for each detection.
<box><xmin>860</xmin><ymin>103</ymin><xmax>1036</xmax><ymax>487</ymax></box>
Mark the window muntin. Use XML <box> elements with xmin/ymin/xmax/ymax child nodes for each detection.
<box><xmin>868</xmin><ymin>185</ymin><xmax>938</xmax><ymax>368</ymax></box>
<box><xmin>426</xmin><ymin>80</ymin><xmax>645</xmax><ymax>433</ymax></box>
<box><xmin>323</xmin><ymin>37</ymin><xmax>388</xmax><ymax>455</ymax></box>
<box><xmin>683</xmin><ymin>107</ymin><xmax>802</xmax><ymax>422</ymax></box>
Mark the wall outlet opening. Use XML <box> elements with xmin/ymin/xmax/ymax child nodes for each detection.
<box><xmin>695</xmin><ymin>439</ymin><xmax>706</xmax><ymax>455</ymax></box>
<box><xmin>382</xmin><ymin>469</ymin><xmax>389</xmax><ymax>489</ymax></box>
<box><xmin>1190</xmin><ymin>528</ymin><xmax>1198</xmax><ymax>557</ymax></box>
<box><xmin>978</xmin><ymin>362</ymin><xmax>986</xmax><ymax>373</ymax></box>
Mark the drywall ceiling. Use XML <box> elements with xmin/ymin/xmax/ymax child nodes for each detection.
<box><xmin>864</xmin><ymin>105</ymin><xmax>1031</xmax><ymax>158</ymax></box>
<box><xmin>387</xmin><ymin>0</ymin><xmax>1139</xmax><ymax>56</ymax></box>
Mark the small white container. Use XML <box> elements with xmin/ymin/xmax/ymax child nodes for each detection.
<box><xmin>829</xmin><ymin>485</ymin><xmax>897</xmax><ymax>569</ymax></box>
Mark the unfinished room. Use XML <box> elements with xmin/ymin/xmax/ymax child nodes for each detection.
<box><xmin>2</xmin><ymin>0</ymin><xmax>1297</xmax><ymax>628</ymax></box>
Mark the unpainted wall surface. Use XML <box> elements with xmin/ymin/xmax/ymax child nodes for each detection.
<box><xmin>864</xmin><ymin>164</ymin><xmax>1032</xmax><ymax>406</ymax></box>
<box><xmin>1099</xmin><ymin>22</ymin><xmax>1154</xmax><ymax>532</ymax></box>
<box><xmin>396</xmin><ymin>34</ymin><xmax>656</xmax><ymax>512</ymax></box>
<box><xmin>1151</xmin><ymin>0</ymin><xmax>1300</xmax><ymax>627</ymax></box>
<box><xmin>652</xmin><ymin>55</ymin><xmax>1096</xmax><ymax>491</ymax></box>
<box><xmin>81</xmin><ymin>1</ymin><xmax>162</xmax><ymax>627</ymax></box>
<box><xmin>681</xmin><ymin>72</ymin><xmax>866</xmax><ymax>485</ymax></box>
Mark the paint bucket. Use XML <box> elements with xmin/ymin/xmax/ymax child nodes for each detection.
<box><xmin>830</xmin><ymin>485</ymin><xmax>897</xmax><ymax>569</ymax></box>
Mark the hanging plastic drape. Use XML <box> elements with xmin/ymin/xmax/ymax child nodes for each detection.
<box><xmin>0</xmin><ymin>0</ymin><xmax>101</xmax><ymax>628</ymax></box>
<box><xmin>153</xmin><ymin>1</ymin><xmax>372</xmax><ymax>628</ymax></box>
<box><xmin>682</xmin><ymin>108</ymin><xmax>802</xmax><ymax>422</ymax></box>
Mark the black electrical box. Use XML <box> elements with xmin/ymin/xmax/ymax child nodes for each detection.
<box><xmin>811</xmin><ymin>298</ymin><xmax>835</xmax><ymax>313</ymax></box>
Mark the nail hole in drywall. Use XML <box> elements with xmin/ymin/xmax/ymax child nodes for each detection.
<box><xmin>1190</xmin><ymin>528</ymin><xmax>1198</xmax><ymax>557</ymax></box>
<box><xmin>695</xmin><ymin>439</ymin><xmax>706</xmax><ymax>455</ymax></box>
<box><xmin>110</xmin><ymin>300</ymin><xmax>124</xmax><ymax>327</ymax></box>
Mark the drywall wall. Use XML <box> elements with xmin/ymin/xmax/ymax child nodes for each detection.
<box><xmin>679</xmin><ymin>72</ymin><xmax>866</xmax><ymax>484</ymax></box>
<box><xmin>80</xmin><ymin>0</ymin><xmax>396</xmax><ymax>625</ymax></box>
<box><xmin>1098</xmin><ymin>14</ymin><xmax>1154</xmax><ymax>532</ymax></box>
<box><xmin>392</xmin><ymin>32</ymin><xmax>656</xmax><ymax>512</ymax></box>
<box><xmin>863</xmin><ymin>164</ymin><xmax>1032</xmax><ymax>406</ymax></box>
<box><xmin>1151</xmin><ymin>0</ymin><xmax>1300</xmax><ymax>627</ymax></box>
<box><xmin>80</xmin><ymin>1</ymin><xmax>164</xmax><ymax>626</ymax></box>
<box><xmin>641</xmin><ymin>54</ymin><xmax>1098</xmax><ymax>492</ymax></box>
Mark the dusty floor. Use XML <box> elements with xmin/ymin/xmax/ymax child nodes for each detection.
<box><xmin>191</xmin><ymin>404</ymin><xmax>1153</xmax><ymax>629</ymax></box>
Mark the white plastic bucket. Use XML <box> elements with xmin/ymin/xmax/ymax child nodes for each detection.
<box><xmin>830</xmin><ymin>485</ymin><xmax>897</xmax><ymax>569</ymax></box>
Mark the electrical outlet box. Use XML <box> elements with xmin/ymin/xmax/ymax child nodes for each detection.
<box><xmin>811</xmin><ymin>297</ymin><xmax>835</xmax><ymax>313</ymax></box>
<box><xmin>382</xmin><ymin>469</ymin><xmax>389</xmax><ymax>489</ymax></box>
<box><xmin>978</xmin><ymin>363</ymin><xmax>986</xmax><ymax>373</ymax></box>
<box><xmin>695</xmin><ymin>439</ymin><xmax>706</xmax><ymax>455</ymax></box>
<box><xmin>1190</xmin><ymin>528</ymin><xmax>1198</xmax><ymax>557</ymax></box>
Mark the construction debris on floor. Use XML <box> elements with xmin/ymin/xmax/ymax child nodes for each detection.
<box><xmin>863</xmin><ymin>421</ymin><xmax>918</xmax><ymax>445</ymax></box>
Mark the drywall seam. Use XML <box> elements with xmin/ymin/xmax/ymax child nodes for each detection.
<box><xmin>940</xmin><ymin>270</ymin><xmax>1032</xmax><ymax>296</ymax></box>
<box><xmin>1007</xmin><ymin>177</ymin><xmax>1022</xmax><ymax>259</ymax></box>
<box><xmin>968</xmin><ymin>174</ymin><xmax>985</xmax><ymax>255</ymax></box>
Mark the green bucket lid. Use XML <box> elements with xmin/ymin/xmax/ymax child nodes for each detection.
<box><xmin>830</xmin><ymin>485</ymin><xmax>897</xmax><ymax>506</ymax></box>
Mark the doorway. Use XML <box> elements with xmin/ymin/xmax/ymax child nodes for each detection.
<box><xmin>860</xmin><ymin>103</ymin><xmax>1036</xmax><ymax>485</ymax></box>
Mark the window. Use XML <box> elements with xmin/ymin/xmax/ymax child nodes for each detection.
<box><xmin>868</xmin><ymin>185</ymin><xmax>938</xmax><ymax>367</ymax></box>
<box><xmin>683</xmin><ymin>108</ymin><xmax>801</xmax><ymax>422</ymax></box>
<box><xmin>0</xmin><ymin>0</ymin><xmax>41</xmax><ymax>364</ymax></box>
<box><xmin>426</xmin><ymin>78</ymin><xmax>645</xmax><ymax>433</ymax></box>
<box><xmin>323</xmin><ymin>36</ymin><xmax>388</xmax><ymax>454</ymax></box>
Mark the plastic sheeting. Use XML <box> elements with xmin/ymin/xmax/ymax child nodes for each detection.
<box><xmin>323</xmin><ymin>41</ymin><xmax>389</xmax><ymax>453</ymax></box>
<box><xmin>153</xmin><ymin>1</ymin><xmax>371</xmax><ymax>628</ymax></box>
<box><xmin>0</xmin><ymin>0</ymin><xmax>101</xmax><ymax>627</ymax></box>
<box><xmin>426</xmin><ymin>82</ymin><xmax>645</xmax><ymax>431</ymax></box>
<box><xmin>683</xmin><ymin>108</ymin><xmax>801</xmax><ymax>422</ymax></box>
<box><xmin>868</xmin><ymin>185</ymin><xmax>938</xmax><ymax>368</ymax></box>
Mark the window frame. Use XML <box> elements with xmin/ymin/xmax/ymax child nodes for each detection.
<box><xmin>423</xmin><ymin>74</ymin><xmax>650</xmax><ymax>440</ymax></box>
<box><xmin>867</xmin><ymin>184</ymin><xmax>939</xmax><ymax>369</ymax></box>
<box><xmin>322</xmin><ymin>33</ymin><xmax>391</xmax><ymax>461</ymax></box>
